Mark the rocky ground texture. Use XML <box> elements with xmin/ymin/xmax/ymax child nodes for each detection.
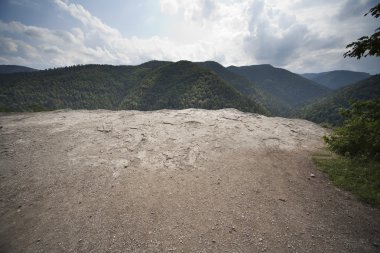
<box><xmin>0</xmin><ymin>109</ymin><xmax>379</xmax><ymax>252</ymax></box>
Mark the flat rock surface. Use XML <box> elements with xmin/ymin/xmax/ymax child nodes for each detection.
<box><xmin>0</xmin><ymin>109</ymin><xmax>379</xmax><ymax>252</ymax></box>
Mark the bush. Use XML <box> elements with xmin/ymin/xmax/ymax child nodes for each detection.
<box><xmin>323</xmin><ymin>99</ymin><xmax>380</xmax><ymax>160</ymax></box>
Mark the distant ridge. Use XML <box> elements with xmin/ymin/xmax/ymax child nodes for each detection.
<box><xmin>195</xmin><ymin>61</ymin><xmax>291</xmax><ymax>116</ymax></box>
<box><xmin>302</xmin><ymin>70</ymin><xmax>371</xmax><ymax>90</ymax></box>
<box><xmin>227</xmin><ymin>64</ymin><xmax>331</xmax><ymax>107</ymax></box>
<box><xmin>0</xmin><ymin>65</ymin><xmax>38</xmax><ymax>74</ymax></box>
<box><xmin>299</xmin><ymin>75</ymin><xmax>380</xmax><ymax>125</ymax></box>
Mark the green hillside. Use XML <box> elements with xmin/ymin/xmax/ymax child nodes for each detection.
<box><xmin>195</xmin><ymin>61</ymin><xmax>291</xmax><ymax>116</ymax></box>
<box><xmin>228</xmin><ymin>64</ymin><xmax>331</xmax><ymax>107</ymax></box>
<box><xmin>302</xmin><ymin>70</ymin><xmax>371</xmax><ymax>90</ymax></box>
<box><xmin>0</xmin><ymin>61</ymin><xmax>267</xmax><ymax>114</ymax></box>
<box><xmin>0</xmin><ymin>64</ymin><xmax>149</xmax><ymax>111</ymax></box>
<box><xmin>121</xmin><ymin>61</ymin><xmax>267</xmax><ymax>113</ymax></box>
<box><xmin>299</xmin><ymin>75</ymin><xmax>380</xmax><ymax>125</ymax></box>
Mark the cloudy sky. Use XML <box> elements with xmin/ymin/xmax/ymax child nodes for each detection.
<box><xmin>0</xmin><ymin>0</ymin><xmax>379</xmax><ymax>74</ymax></box>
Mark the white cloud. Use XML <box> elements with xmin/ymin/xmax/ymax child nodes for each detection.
<box><xmin>0</xmin><ymin>0</ymin><xmax>379</xmax><ymax>74</ymax></box>
<box><xmin>0</xmin><ymin>19</ymin><xmax>114</xmax><ymax>66</ymax></box>
<box><xmin>241</xmin><ymin>0</ymin><xmax>380</xmax><ymax>73</ymax></box>
<box><xmin>160</xmin><ymin>0</ymin><xmax>179</xmax><ymax>15</ymax></box>
<box><xmin>53</xmin><ymin>0</ymin><xmax>121</xmax><ymax>38</ymax></box>
<box><xmin>1</xmin><ymin>38</ymin><xmax>18</xmax><ymax>52</ymax></box>
<box><xmin>243</xmin><ymin>0</ymin><xmax>343</xmax><ymax>68</ymax></box>
<box><xmin>160</xmin><ymin>0</ymin><xmax>216</xmax><ymax>21</ymax></box>
<box><xmin>0</xmin><ymin>36</ymin><xmax>39</xmax><ymax>60</ymax></box>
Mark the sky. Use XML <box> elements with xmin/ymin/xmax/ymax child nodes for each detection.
<box><xmin>0</xmin><ymin>0</ymin><xmax>379</xmax><ymax>74</ymax></box>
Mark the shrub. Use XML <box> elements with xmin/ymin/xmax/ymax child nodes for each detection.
<box><xmin>323</xmin><ymin>99</ymin><xmax>380</xmax><ymax>160</ymax></box>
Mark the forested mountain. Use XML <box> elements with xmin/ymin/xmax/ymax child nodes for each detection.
<box><xmin>228</xmin><ymin>64</ymin><xmax>331</xmax><ymax>107</ymax></box>
<box><xmin>120</xmin><ymin>61</ymin><xmax>267</xmax><ymax>113</ymax></box>
<box><xmin>302</xmin><ymin>70</ymin><xmax>371</xmax><ymax>90</ymax></box>
<box><xmin>0</xmin><ymin>64</ymin><xmax>144</xmax><ymax>111</ymax></box>
<box><xmin>196</xmin><ymin>61</ymin><xmax>291</xmax><ymax>116</ymax></box>
<box><xmin>0</xmin><ymin>65</ymin><xmax>38</xmax><ymax>74</ymax></box>
<box><xmin>6</xmin><ymin>60</ymin><xmax>375</xmax><ymax>120</ymax></box>
<box><xmin>299</xmin><ymin>75</ymin><xmax>380</xmax><ymax>125</ymax></box>
<box><xmin>0</xmin><ymin>61</ymin><xmax>267</xmax><ymax>114</ymax></box>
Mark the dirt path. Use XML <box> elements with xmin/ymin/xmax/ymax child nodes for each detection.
<box><xmin>0</xmin><ymin>109</ymin><xmax>379</xmax><ymax>252</ymax></box>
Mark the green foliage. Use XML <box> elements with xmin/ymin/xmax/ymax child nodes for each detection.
<box><xmin>323</xmin><ymin>99</ymin><xmax>380</xmax><ymax>160</ymax></box>
<box><xmin>196</xmin><ymin>61</ymin><xmax>291</xmax><ymax>116</ymax></box>
<box><xmin>310</xmin><ymin>6</ymin><xmax>380</xmax><ymax>208</ymax></box>
<box><xmin>0</xmin><ymin>64</ymin><xmax>149</xmax><ymax>111</ymax></box>
<box><xmin>121</xmin><ymin>61</ymin><xmax>267</xmax><ymax>114</ymax></box>
<box><xmin>0</xmin><ymin>61</ymin><xmax>268</xmax><ymax>114</ymax></box>
<box><xmin>313</xmin><ymin>152</ymin><xmax>380</xmax><ymax>207</ymax></box>
<box><xmin>299</xmin><ymin>74</ymin><xmax>380</xmax><ymax>125</ymax></box>
<box><xmin>344</xmin><ymin>4</ymin><xmax>380</xmax><ymax>59</ymax></box>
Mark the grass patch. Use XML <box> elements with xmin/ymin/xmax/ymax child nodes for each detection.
<box><xmin>313</xmin><ymin>151</ymin><xmax>380</xmax><ymax>208</ymax></box>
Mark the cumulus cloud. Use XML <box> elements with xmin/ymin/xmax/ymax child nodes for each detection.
<box><xmin>242</xmin><ymin>0</ymin><xmax>380</xmax><ymax>73</ymax></box>
<box><xmin>0</xmin><ymin>36</ymin><xmax>39</xmax><ymax>61</ymax></box>
<box><xmin>337</xmin><ymin>0</ymin><xmax>378</xmax><ymax>20</ymax></box>
<box><xmin>0</xmin><ymin>0</ymin><xmax>379</xmax><ymax>74</ymax></box>
<box><xmin>160</xmin><ymin>0</ymin><xmax>216</xmax><ymax>21</ymax></box>
<box><xmin>0</xmin><ymin>38</ymin><xmax>18</xmax><ymax>52</ymax></box>
<box><xmin>0</xmin><ymin>19</ymin><xmax>122</xmax><ymax>66</ymax></box>
<box><xmin>53</xmin><ymin>0</ymin><xmax>121</xmax><ymax>38</ymax></box>
<box><xmin>0</xmin><ymin>0</ymin><xmax>247</xmax><ymax>68</ymax></box>
<box><xmin>244</xmin><ymin>0</ymin><xmax>340</xmax><ymax>68</ymax></box>
<box><xmin>160</xmin><ymin>0</ymin><xmax>179</xmax><ymax>15</ymax></box>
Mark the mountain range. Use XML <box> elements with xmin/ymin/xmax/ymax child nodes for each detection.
<box><xmin>302</xmin><ymin>70</ymin><xmax>371</xmax><ymax>90</ymax></box>
<box><xmin>0</xmin><ymin>65</ymin><xmax>38</xmax><ymax>74</ymax></box>
<box><xmin>195</xmin><ymin>61</ymin><xmax>292</xmax><ymax>116</ymax></box>
<box><xmin>228</xmin><ymin>64</ymin><xmax>331</xmax><ymax>108</ymax></box>
<box><xmin>299</xmin><ymin>74</ymin><xmax>380</xmax><ymax>125</ymax></box>
<box><xmin>0</xmin><ymin>61</ymin><xmax>266</xmax><ymax>114</ymax></box>
<box><xmin>0</xmin><ymin>61</ymin><xmax>378</xmax><ymax>125</ymax></box>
